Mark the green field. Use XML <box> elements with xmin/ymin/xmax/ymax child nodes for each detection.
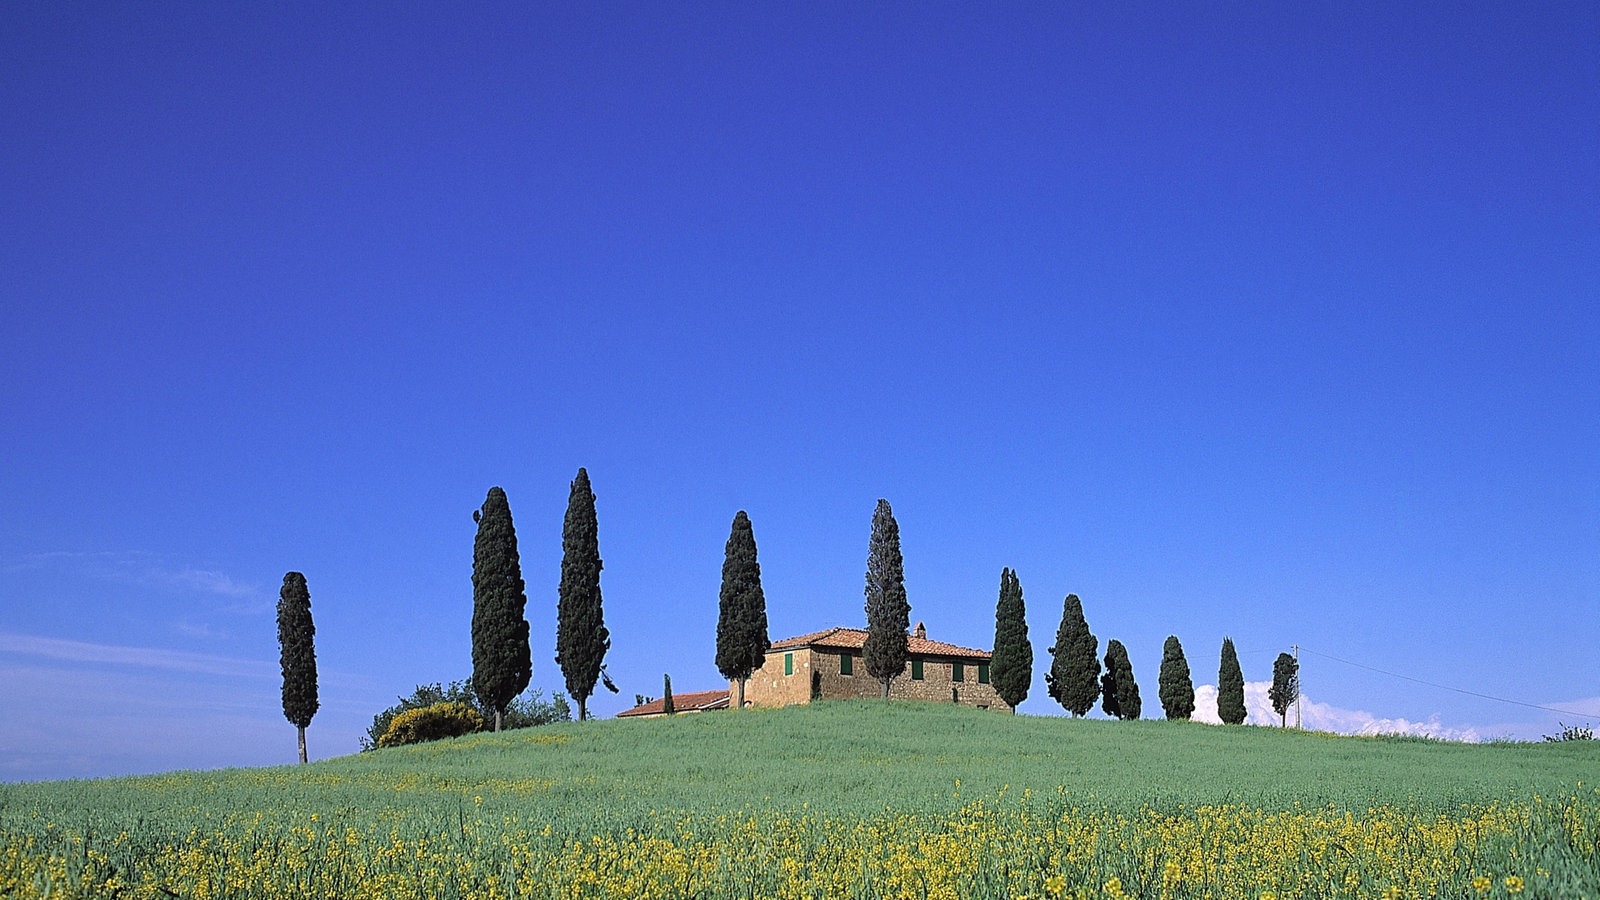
<box><xmin>3</xmin><ymin>702</ymin><xmax>1596</xmax><ymax>898</ymax></box>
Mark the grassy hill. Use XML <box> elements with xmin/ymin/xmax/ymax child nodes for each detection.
<box><xmin>3</xmin><ymin>702</ymin><xmax>1596</xmax><ymax>898</ymax></box>
<box><xmin>337</xmin><ymin>701</ymin><xmax>1586</xmax><ymax>814</ymax></box>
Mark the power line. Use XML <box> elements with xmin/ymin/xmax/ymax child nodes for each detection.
<box><xmin>1296</xmin><ymin>646</ymin><xmax>1593</xmax><ymax>718</ymax></box>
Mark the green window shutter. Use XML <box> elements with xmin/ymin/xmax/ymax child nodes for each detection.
<box><xmin>911</xmin><ymin>659</ymin><xmax>924</xmax><ymax>680</ymax></box>
<box><xmin>978</xmin><ymin>663</ymin><xmax>990</xmax><ymax>684</ymax></box>
<box><xmin>840</xmin><ymin>653</ymin><xmax>853</xmax><ymax>676</ymax></box>
<box><xmin>952</xmin><ymin>662</ymin><xmax>964</xmax><ymax>682</ymax></box>
<box><xmin>784</xmin><ymin>652</ymin><xmax>793</xmax><ymax>676</ymax></box>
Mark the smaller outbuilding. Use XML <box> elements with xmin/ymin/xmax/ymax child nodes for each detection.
<box><xmin>615</xmin><ymin>689</ymin><xmax>731</xmax><ymax>719</ymax></box>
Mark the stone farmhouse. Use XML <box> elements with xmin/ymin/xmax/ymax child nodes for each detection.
<box><xmin>614</xmin><ymin>622</ymin><xmax>1009</xmax><ymax>718</ymax></box>
<box><xmin>743</xmin><ymin>623</ymin><xmax>1010</xmax><ymax>712</ymax></box>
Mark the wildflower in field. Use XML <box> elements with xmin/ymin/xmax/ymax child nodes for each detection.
<box><xmin>1504</xmin><ymin>875</ymin><xmax>1525</xmax><ymax>893</ymax></box>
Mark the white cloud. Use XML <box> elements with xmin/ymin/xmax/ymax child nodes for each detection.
<box><xmin>1192</xmin><ymin>681</ymin><xmax>1484</xmax><ymax>742</ymax></box>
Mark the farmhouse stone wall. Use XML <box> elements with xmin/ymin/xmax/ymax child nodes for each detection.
<box><xmin>741</xmin><ymin>646</ymin><xmax>1010</xmax><ymax>712</ymax></box>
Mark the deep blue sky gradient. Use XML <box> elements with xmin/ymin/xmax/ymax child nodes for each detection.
<box><xmin>2</xmin><ymin>3</ymin><xmax>1596</xmax><ymax>779</ymax></box>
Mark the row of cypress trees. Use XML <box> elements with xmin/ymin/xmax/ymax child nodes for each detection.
<box><xmin>985</xmin><ymin>575</ymin><xmax>1299</xmax><ymax>724</ymax></box>
<box><xmin>712</xmin><ymin>501</ymin><xmax>1302</xmax><ymax>725</ymax></box>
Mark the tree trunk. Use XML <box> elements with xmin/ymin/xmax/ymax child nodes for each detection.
<box><xmin>734</xmin><ymin>678</ymin><xmax>745</xmax><ymax>710</ymax></box>
<box><xmin>297</xmin><ymin>725</ymin><xmax>307</xmax><ymax>765</ymax></box>
<box><xmin>578</xmin><ymin>697</ymin><xmax>588</xmax><ymax>721</ymax></box>
<box><xmin>495</xmin><ymin>708</ymin><xmax>503</xmax><ymax>732</ymax></box>
<box><xmin>881</xmin><ymin>679</ymin><xmax>891</xmax><ymax>700</ymax></box>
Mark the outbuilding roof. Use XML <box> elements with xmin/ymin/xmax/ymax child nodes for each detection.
<box><xmin>769</xmin><ymin>626</ymin><xmax>992</xmax><ymax>661</ymax></box>
<box><xmin>615</xmin><ymin>689</ymin><xmax>730</xmax><ymax>718</ymax></box>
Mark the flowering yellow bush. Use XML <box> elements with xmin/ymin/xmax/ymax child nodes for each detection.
<box><xmin>376</xmin><ymin>701</ymin><xmax>486</xmax><ymax>748</ymax></box>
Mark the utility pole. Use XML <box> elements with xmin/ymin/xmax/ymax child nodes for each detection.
<box><xmin>1292</xmin><ymin>644</ymin><xmax>1301</xmax><ymax>729</ymax></box>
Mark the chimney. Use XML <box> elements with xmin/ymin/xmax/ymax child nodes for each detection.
<box><xmin>914</xmin><ymin>622</ymin><xmax>926</xmax><ymax>640</ymax></box>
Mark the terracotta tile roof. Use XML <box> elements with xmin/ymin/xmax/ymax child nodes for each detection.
<box><xmin>770</xmin><ymin>627</ymin><xmax>992</xmax><ymax>661</ymax></box>
<box><xmin>615</xmin><ymin>689</ymin><xmax>730</xmax><ymax>718</ymax></box>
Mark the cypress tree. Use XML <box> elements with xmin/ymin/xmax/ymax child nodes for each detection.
<box><xmin>1217</xmin><ymin>637</ymin><xmax>1247</xmax><ymax>725</ymax></box>
<box><xmin>862</xmin><ymin>499</ymin><xmax>910</xmax><ymax>700</ymax></box>
<box><xmin>1100</xmin><ymin>638</ymin><xmax>1140</xmax><ymax>720</ymax></box>
<box><xmin>557</xmin><ymin>468</ymin><xmax>610</xmax><ymax>721</ymax></box>
<box><xmin>471</xmin><ymin>486</ymin><xmax>532</xmax><ymax>732</ymax></box>
<box><xmin>1270</xmin><ymin>651</ymin><xmax>1299</xmax><ymax>727</ymax></box>
<box><xmin>662</xmin><ymin>674</ymin><xmax>674</xmax><ymax>715</ymax></box>
<box><xmin>989</xmin><ymin>567</ymin><xmax>1032</xmax><ymax>712</ymax></box>
<box><xmin>715</xmin><ymin>510</ymin><xmax>769</xmax><ymax>711</ymax></box>
<box><xmin>276</xmin><ymin>571</ymin><xmax>318</xmax><ymax>764</ymax></box>
<box><xmin>1044</xmin><ymin>594</ymin><xmax>1100</xmax><ymax>716</ymax></box>
<box><xmin>1158</xmin><ymin>635</ymin><xmax>1195</xmax><ymax>720</ymax></box>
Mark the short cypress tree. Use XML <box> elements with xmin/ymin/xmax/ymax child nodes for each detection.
<box><xmin>471</xmin><ymin>487</ymin><xmax>532</xmax><ymax>732</ymax></box>
<box><xmin>715</xmin><ymin>510</ymin><xmax>769</xmax><ymax>711</ymax></box>
<box><xmin>276</xmin><ymin>571</ymin><xmax>318</xmax><ymax>764</ymax></box>
<box><xmin>662</xmin><ymin>674</ymin><xmax>674</xmax><ymax>715</ymax></box>
<box><xmin>1045</xmin><ymin>594</ymin><xmax>1100</xmax><ymax>716</ymax></box>
<box><xmin>1270</xmin><ymin>652</ymin><xmax>1299</xmax><ymax>727</ymax></box>
<box><xmin>1100</xmin><ymin>638</ymin><xmax>1140</xmax><ymax>720</ymax></box>
<box><xmin>1158</xmin><ymin>635</ymin><xmax>1195</xmax><ymax>720</ymax></box>
<box><xmin>557</xmin><ymin>468</ymin><xmax>610</xmax><ymax>721</ymax></box>
<box><xmin>862</xmin><ymin>499</ymin><xmax>910</xmax><ymax>700</ymax></box>
<box><xmin>1217</xmin><ymin>637</ymin><xmax>1247</xmax><ymax>725</ymax></box>
<box><xmin>989</xmin><ymin>568</ymin><xmax>1032</xmax><ymax>712</ymax></box>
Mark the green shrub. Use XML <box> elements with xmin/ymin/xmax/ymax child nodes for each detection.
<box><xmin>376</xmin><ymin>701</ymin><xmax>485</xmax><ymax>748</ymax></box>
<box><xmin>361</xmin><ymin>682</ymin><xmax>571</xmax><ymax>751</ymax></box>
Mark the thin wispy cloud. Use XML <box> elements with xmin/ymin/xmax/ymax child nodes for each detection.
<box><xmin>3</xmin><ymin>550</ymin><xmax>263</xmax><ymax>608</ymax></box>
<box><xmin>158</xmin><ymin>567</ymin><xmax>258</xmax><ymax>600</ymax></box>
<box><xmin>1548</xmin><ymin>697</ymin><xmax>1600</xmax><ymax>718</ymax></box>
<box><xmin>173</xmin><ymin>621</ymin><xmax>230</xmax><ymax>641</ymax></box>
<box><xmin>0</xmin><ymin>632</ymin><xmax>276</xmax><ymax>680</ymax></box>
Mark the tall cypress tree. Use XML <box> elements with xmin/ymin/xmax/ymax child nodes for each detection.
<box><xmin>1217</xmin><ymin>637</ymin><xmax>1247</xmax><ymax>725</ymax></box>
<box><xmin>989</xmin><ymin>567</ymin><xmax>1032</xmax><ymax>712</ymax></box>
<box><xmin>557</xmin><ymin>468</ymin><xmax>610</xmax><ymax>721</ymax></box>
<box><xmin>862</xmin><ymin>499</ymin><xmax>910</xmax><ymax>700</ymax></box>
<box><xmin>1100</xmin><ymin>638</ymin><xmax>1140</xmax><ymax>720</ymax></box>
<box><xmin>1158</xmin><ymin>635</ymin><xmax>1196</xmax><ymax>720</ymax></box>
<box><xmin>715</xmin><ymin>510</ymin><xmax>769</xmax><ymax>710</ymax></box>
<box><xmin>1045</xmin><ymin>594</ymin><xmax>1100</xmax><ymax>716</ymax></box>
<box><xmin>1270</xmin><ymin>652</ymin><xmax>1299</xmax><ymax>727</ymax></box>
<box><xmin>662</xmin><ymin>674</ymin><xmax>674</xmax><ymax>715</ymax></box>
<box><xmin>276</xmin><ymin>571</ymin><xmax>318</xmax><ymax>764</ymax></box>
<box><xmin>471</xmin><ymin>486</ymin><xmax>532</xmax><ymax>732</ymax></box>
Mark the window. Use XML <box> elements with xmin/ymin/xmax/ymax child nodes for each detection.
<box><xmin>840</xmin><ymin>652</ymin><xmax>853</xmax><ymax>676</ymax></box>
<box><xmin>952</xmin><ymin>662</ymin><xmax>964</xmax><ymax>682</ymax></box>
<box><xmin>978</xmin><ymin>663</ymin><xmax>990</xmax><ymax>684</ymax></box>
<box><xmin>784</xmin><ymin>652</ymin><xmax>793</xmax><ymax>676</ymax></box>
<box><xmin>911</xmin><ymin>658</ymin><xmax>924</xmax><ymax>680</ymax></box>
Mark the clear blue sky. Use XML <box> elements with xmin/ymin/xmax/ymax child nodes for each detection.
<box><xmin>2</xmin><ymin>3</ymin><xmax>1596</xmax><ymax>780</ymax></box>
